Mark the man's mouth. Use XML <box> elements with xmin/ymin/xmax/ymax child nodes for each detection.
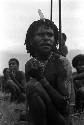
<box><xmin>40</xmin><ymin>42</ymin><xmax>52</xmax><ymax>47</ymax></box>
<box><xmin>40</xmin><ymin>45</ymin><xmax>52</xmax><ymax>50</ymax></box>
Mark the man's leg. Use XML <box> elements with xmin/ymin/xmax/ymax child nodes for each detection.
<box><xmin>28</xmin><ymin>94</ymin><xmax>47</xmax><ymax>125</ymax></box>
<box><xmin>26</xmin><ymin>80</ymin><xmax>67</xmax><ymax>125</ymax></box>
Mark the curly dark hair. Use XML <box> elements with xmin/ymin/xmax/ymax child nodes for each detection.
<box><xmin>72</xmin><ymin>54</ymin><xmax>84</xmax><ymax>69</ymax></box>
<box><xmin>24</xmin><ymin>19</ymin><xmax>59</xmax><ymax>57</ymax></box>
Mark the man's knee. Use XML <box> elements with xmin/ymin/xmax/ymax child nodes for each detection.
<box><xmin>28</xmin><ymin>93</ymin><xmax>46</xmax><ymax>112</ymax></box>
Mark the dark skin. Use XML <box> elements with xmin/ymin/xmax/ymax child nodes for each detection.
<box><xmin>73</xmin><ymin>60</ymin><xmax>84</xmax><ymax>81</ymax></box>
<box><xmin>7</xmin><ymin>60</ymin><xmax>26</xmax><ymax>102</ymax></box>
<box><xmin>9</xmin><ymin>60</ymin><xmax>26</xmax><ymax>90</ymax></box>
<box><xmin>28</xmin><ymin>25</ymin><xmax>68</xmax><ymax>98</ymax></box>
<box><xmin>31</xmin><ymin>25</ymin><xmax>55</xmax><ymax>60</ymax></box>
<box><xmin>40</xmin><ymin>78</ymin><xmax>68</xmax><ymax>110</ymax></box>
<box><xmin>73</xmin><ymin>60</ymin><xmax>84</xmax><ymax>111</ymax></box>
<box><xmin>26</xmin><ymin>24</ymin><xmax>71</xmax><ymax>125</ymax></box>
<box><xmin>58</xmin><ymin>33</ymin><xmax>68</xmax><ymax>57</ymax></box>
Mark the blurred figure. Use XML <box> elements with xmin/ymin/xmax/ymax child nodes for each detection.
<box><xmin>2</xmin><ymin>58</ymin><xmax>26</xmax><ymax>103</ymax></box>
<box><xmin>72</xmin><ymin>54</ymin><xmax>84</xmax><ymax>112</ymax></box>
<box><xmin>0</xmin><ymin>68</ymin><xmax>11</xmax><ymax>92</ymax></box>
<box><xmin>58</xmin><ymin>33</ymin><xmax>68</xmax><ymax>57</ymax></box>
<box><xmin>1</xmin><ymin>68</ymin><xmax>11</xmax><ymax>92</ymax></box>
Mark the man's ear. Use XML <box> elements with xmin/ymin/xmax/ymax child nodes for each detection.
<box><xmin>30</xmin><ymin>42</ymin><xmax>32</xmax><ymax>46</ymax></box>
<box><xmin>30</xmin><ymin>40</ymin><xmax>34</xmax><ymax>46</ymax></box>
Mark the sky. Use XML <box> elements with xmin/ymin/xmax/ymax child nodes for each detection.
<box><xmin>0</xmin><ymin>0</ymin><xmax>84</xmax><ymax>74</ymax></box>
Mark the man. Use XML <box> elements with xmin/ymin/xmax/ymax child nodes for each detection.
<box><xmin>7</xmin><ymin>58</ymin><xmax>26</xmax><ymax>102</ymax></box>
<box><xmin>72</xmin><ymin>54</ymin><xmax>84</xmax><ymax>112</ymax></box>
<box><xmin>25</xmin><ymin>18</ymin><xmax>72</xmax><ymax>125</ymax></box>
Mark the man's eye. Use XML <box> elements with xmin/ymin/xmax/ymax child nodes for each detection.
<box><xmin>38</xmin><ymin>32</ymin><xmax>54</xmax><ymax>37</ymax></box>
<box><xmin>47</xmin><ymin>33</ymin><xmax>53</xmax><ymax>37</ymax></box>
<box><xmin>38</xmin><ymin>33</ymin><xmax>44</xmax><ymax>37</ymax></box>
<box><xmin>9</xmin><ymin>63</ymin><xmax>15</xmax><ymax>65</ymax></box>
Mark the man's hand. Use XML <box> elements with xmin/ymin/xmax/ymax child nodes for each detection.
<box><xmin>7</xmin><ymin>79</ymin><xmax>14</xmax><ymax>83</ymax></box>
<box><xmin>79</xmin><ymin>87</ymin><xmax>84</xmax><ymax>92</ymax></box>
<box><xmin>40</xmin><ymin>77</ymin><xmax>50</xmax><ymax>87</ymax></box>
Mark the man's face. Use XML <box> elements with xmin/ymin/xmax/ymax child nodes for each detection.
<box><xmin>6</xmin><ymin>68</ymin><xmax>11</xmax><ymax>75</ymax></box>
<box><xmin>4</xmin><ymin>68</ymin><xmax>10</xmax><ymax>77</ymax></box>
<box><xmin>9</xmin><ymin>60</ymin><xmax>19</xmax><ymax>71</ymax></box>
<box><xmin>77</xmin><ymin>60</ymin><xmax>84</xmax><ymax>73</ymax></box>
<box><xmin>32</xmin><ymin>25</ymin><xmax>55</xmax><ymax>54</ymax></box>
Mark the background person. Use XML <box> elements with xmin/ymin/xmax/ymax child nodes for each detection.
<box><xmin>72</xmin><ymin>54</ymin><xmax>84</xmax><ymax>112</ymax></box>
<box><xmin>58</xmin><ymin>33</ymin><xmax>68</xmax><ymax>57</ymax></box>
<box><xmin>6</xmin><ymin>58</ymin><xmax>26</xmax><ymax>102</ymax></box>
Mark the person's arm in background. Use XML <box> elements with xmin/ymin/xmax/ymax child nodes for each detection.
<box><xmin>9</xmin><ymin>71</ymin><xmax>26</xmax><ymax>93</ymax></box>
<box><xmin>73</xmin><ymin>72</ymin><xmax>84</xmax><ymax>80</ymax></box>
<box><xmin>19</xmin><ymin>71</ymin><xmax>26</xmax><ymax>92</ymax></box>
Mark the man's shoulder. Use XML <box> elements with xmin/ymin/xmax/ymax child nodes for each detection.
<box><xmin>59</xmin><ymin>55</ymin><xmax>70</xmax><ymax>63</ymax></box>
<box><xmin>53</xmin><ymin>54</ymin><xmax>72</xmax><ymax>77</ymax></box>
<box><xmin>25</xmin><ymin>58</ymin><xmax>34</xmax><ymax>67</ymax></box>
<box><xmin>72</xmin><ymin>72</ymin><xmax>77</xmax><ymax>77</ymax></box>
<box><xmin>16</xmin><ymin>71</ymin><xmax>25</xmax><ymax>78</ymax></box>
<box><xmin>60</xmin><ymin>55</ymin><xmax>72</xmax><ymax>69</ymax></box>
<box><xmin>17</xmin><ymin>70</ymin><xmax>24</xmax><ymax>74</ymax></box>
<box><xmin>53</xmin><ymin>53</ymin><xmax>71</xmax><ymax>69</ymax></box>
<box><xmin>52</xmin><ymin>52</ymin><xmax>69</xmax><ymax>62</ymax></box>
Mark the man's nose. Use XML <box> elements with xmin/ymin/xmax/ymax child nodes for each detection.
<box><xmin>44</xmin><ymin>34</ymin><xmax>49</xmax><ymax>40</ymax></box>
<box><xmin>10</xmin><ymin>64</ymin><xmax>13</xmax><ymax>67</ymax></box>
<box><xmin>10</xmin><ymin>64</ymin><xmax>14</xmax><ymax>68</ymax></box>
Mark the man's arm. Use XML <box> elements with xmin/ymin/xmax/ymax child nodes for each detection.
<box><xmin>59</xmin><ymin>56</ymin><xmax>75</xmax><ymax>104</ymax></box>
<box><xmin>20</xmin><ymin>71</ymin><xmax>26</xmax><ymax>87</ymax></box>
<box><xmin>41</xmin><ymin>57</ymin><xmax>73</xmax><ymax>107</ymax></box>
<box><xmin>40</xmin><ymin>77</ymin><xmax>67</xmax><ymax>110</ymax></box>
<box><xmin>10</xmin><ymin>71</ymin><xmax>26</xmax><ymax>92</ymax></box>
